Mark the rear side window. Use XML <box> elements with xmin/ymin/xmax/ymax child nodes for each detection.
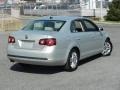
<box><xmin>71</xmin><ymin>20</ymin><xmax>84</xmax><ymax>33</ymax></box>
<box><xmin>23</xmin><ymin>20</ymin><xmax>65</xmax><ymax>31</ymax></box>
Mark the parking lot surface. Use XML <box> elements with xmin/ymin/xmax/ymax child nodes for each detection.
<box><xmin>0</xmin><ymin>24</ymin><xmax>120</xmax><ymax>90</ymax></box>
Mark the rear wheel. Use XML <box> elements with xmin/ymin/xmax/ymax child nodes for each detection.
<box><xmin>101</xmin><ymin>39</ymin><xmax>113</xmax><ymax>56</ymax></box>
<box><xmin>64</xmin><ymin>49</ymin><xmax>79</xmax><ymax>71</ymax></box>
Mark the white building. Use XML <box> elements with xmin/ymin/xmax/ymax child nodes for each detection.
<box><xmin>7</xmin><ymin>0</ymin><xmax>26</xmax><ymax>4</ymax></box>
<box><xmin>36</xmin><ymin>0</ymin><xmax>112</xmax><ymax>9</ymax></box>
<box><xmin>80</xmin><ymin>0</ymin><xmax>96</xmax><ymax>9</ymax></box>
<box><xmin>36</xmin><ymin>0</ymin><xmax>68</xmax><ymax>4</ymax></box>
<box><xmin>8</xmin><ymin>0</ymin><xmax>112</xmax><ymax>9</ymax></box>
<box><xmin>80</xmin><ymin>0</ymin><xmax>112</xmax><ymax>9</ymax></box>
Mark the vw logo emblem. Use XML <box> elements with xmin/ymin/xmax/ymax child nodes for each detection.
<box><xmin>25</xmin><ymin>35</ymin><xmax>28</xmax><ymax>39</ymax></box>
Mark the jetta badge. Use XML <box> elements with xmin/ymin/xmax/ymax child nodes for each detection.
<box><xmin>25</xmin><ymin>35</ymin><xmax>28</xmax><ymax>39</ymax></box>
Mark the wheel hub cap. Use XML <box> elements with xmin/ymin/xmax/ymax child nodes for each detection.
<box><xmin>70</xmin><ymin>52</ymin><xmax>78</xmax><ymax>69</ymax></box>
<box><xmin>102</xmin><ymin>42</ymin><xmax>111</xmax><ymax>55</ymax></box>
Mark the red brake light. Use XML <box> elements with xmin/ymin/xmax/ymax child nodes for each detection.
<box><xmin>8</xmin><ymin>36</ymin><xmax>15</xmax><ymax>43</ymax></box>
<box><xmin>39</xmin><ymin>38</ymin><xmax>56</xmax><ymax>46</ymax></box>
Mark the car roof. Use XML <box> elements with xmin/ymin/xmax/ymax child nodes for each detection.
<box><xmin>38</xmin><ymin>16</ymin><xmax>84</xmax><ymax>21</ymax></box>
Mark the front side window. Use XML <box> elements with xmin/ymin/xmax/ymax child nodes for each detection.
<box><xmin>22</xmin><ymin>20</ymin><xmax>65</xmax><ymax>31</ymax></box>
<box><xmin>83</xmin><ymin>20</ymin><xmax>99</xmax><ymax>32</ymax></box>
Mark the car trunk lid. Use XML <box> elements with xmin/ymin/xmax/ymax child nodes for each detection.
<box><xmin>12</xmin><ymin>30</ymin><xmax>57</xmax><ymax>50</ymax></box>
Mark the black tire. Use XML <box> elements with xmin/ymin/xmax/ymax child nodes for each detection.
<box><xmin>64</xmin><ymin>49</ymin><xmax>79</xmax><ymax>71</ymax></box>
<box><xmin>101</xmin><ymin>39</ymin><xmax>113</xmax><ymax>56</ymax></box>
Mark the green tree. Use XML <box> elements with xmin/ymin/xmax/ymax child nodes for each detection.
<box><xmin>106</xmin><ymin>0</ymin><xmax>120</xmax><ymax>21</ymax></box>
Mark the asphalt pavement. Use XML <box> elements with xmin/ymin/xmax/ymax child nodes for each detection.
<box><xmin>0</xmin><ymin>24</ymin><xmax>120</xmax><ymax>90</ymax></box>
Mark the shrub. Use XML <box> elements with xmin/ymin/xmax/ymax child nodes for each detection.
<box><xmin>106</xmin><ymin>0</ymin><xmax>120</xmax><ymax>21</ymax></box>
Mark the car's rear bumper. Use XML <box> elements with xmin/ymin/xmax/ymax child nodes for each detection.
<box><xmin>8</xmin><ymin>54</ymin><xmax>66</xmax><ymax>66</ymax></box>
<box><xmin>7</xmin><ymin>43</ymin><xmax>68</xmax><ymax>66</ymax></box>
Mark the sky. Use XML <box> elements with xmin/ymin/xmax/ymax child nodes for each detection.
<box><xmin>0</xmin><ymin>0</ymin><xmax>20</xmax><ymax>4</ymax></box>
<box><xmin>0</xmin><ymin>0</ymin><xmax>5</xmax><ymax>4</ymax></box>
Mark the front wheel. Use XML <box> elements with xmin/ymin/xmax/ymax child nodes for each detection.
<box><xmin>64</xmin><ymin>49</ymin><xmax>79</xmax><ymax>71</ymax></box>
<box><xmin>101</xmin><ymin>39</ymin><xmax>113</xmax><ymax>56</ymax></box>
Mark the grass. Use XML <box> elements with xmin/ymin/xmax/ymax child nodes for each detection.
<box><xmin>0</xmin><ymin>15</ymin><xmax>40</xmax><ymax>32</ymax></box>
<box><xmin>0</xmin><ymin>18</ymin><xmax>23</xmax><ymax>32</ymax></box>
<box><xmin>0</xmin><ymin>15</ymin><xmax>120</xmax><ymax>32</ymax></box>
<box><xmin>91</xmin><ymin>17</ymin><xmax>120</xmax><ymax>24</ymax></box>
<box><xmin>94</xmin><ymin>20</ymin><xmax>120</xmax><ymax>25</ymax></box>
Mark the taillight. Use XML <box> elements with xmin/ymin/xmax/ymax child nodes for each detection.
<box><xmin>39</xmin><ymin>38</ymin><xmax>56</xmax><ymax>46</ymax></box>
<box><xmin>8</xmin><ymin>36</ymin><xmax>15</xmax><ymax>43</ymax></box>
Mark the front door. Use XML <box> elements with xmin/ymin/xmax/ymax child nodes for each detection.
<box><xmin>82</xmin><ymin>19</ymin><xmax>104</xmax><ymax>55</ymax></box>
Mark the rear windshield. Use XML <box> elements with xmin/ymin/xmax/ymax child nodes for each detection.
<box><xmin>22</xmin><ymin>20</ymin><xmax>66</xmax><ymax>31</ymax></box>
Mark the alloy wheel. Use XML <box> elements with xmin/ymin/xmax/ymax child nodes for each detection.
<box><xmin>102</xmin><ymin>41</ymin><xmax>112</xmax><ymax>56</ymax></box>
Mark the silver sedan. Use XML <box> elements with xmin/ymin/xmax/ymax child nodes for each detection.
<box><xmin>7</xmin><ymin>16</ymin><xmax>113</xmax><ymax>71</ymax></box>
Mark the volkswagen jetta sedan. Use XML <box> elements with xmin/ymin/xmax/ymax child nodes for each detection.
<box><xmin>7</xmin><ymin>16</ymin><xmax>113</xmax><ymax>71</ymax></box>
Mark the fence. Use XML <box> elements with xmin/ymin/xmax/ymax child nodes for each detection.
<box><xmin>21</xmin><ymin>3</ymin><xmax>107</xmax><ymax>17</ymax></box>
<box><xmin>23</xmin><ymin>8</ymin><xmax>107</xmax><ymax>17</ymax></box>
<box><xmin>0</xmin><ymin>3</ymin><xmax>108</xmax><ymax>32</ymax></box>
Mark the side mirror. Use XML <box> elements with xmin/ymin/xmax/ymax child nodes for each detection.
<box><xmin>99</xmin><ymin>27</ymin><xmax>104</xmax><ymax>31</ymax></box>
